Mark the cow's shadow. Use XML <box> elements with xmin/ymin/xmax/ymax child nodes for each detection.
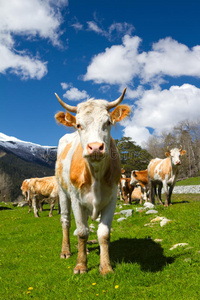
<box><xmin>109</xmin><ymin>238</ymin><xmax>174</xmax><ymax>272</ymax></box>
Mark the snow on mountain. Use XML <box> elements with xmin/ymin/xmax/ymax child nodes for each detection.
<box><xmin>0</xmin><ymin>133</ymin><xmax>57</xmax><ymax>167</ymax></box>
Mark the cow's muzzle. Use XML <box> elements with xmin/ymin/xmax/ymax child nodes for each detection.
<box><xmin>86</xmin><ymin>142</ymin><xmax>105</xmax><ymax>161</ymax></box>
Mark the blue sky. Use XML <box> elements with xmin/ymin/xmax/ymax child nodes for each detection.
<box><xmin>1</xmin><ymin>0</ymin><xmax>200</xmax><ymax>147</ymax></box>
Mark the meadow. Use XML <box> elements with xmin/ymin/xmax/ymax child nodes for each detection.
<box><xmin>1</xmin><ymin>193</ymin><xmax>200</xmax><ymax>299</ymax></box>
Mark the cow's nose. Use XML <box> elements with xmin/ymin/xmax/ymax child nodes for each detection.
<box><xmin>176</xmin><ymin>160</ymin><xmax>181</xmax><ymax>165</ymax></box>
<box><xmin>87</xmin><ymin>142</ymin><xmax>105</xmax><ymax>155</ymax></box>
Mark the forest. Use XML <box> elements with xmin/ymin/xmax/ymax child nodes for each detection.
<box><xmin>117</xmin><ymin>119</ymin><xmax>200</xmax><ymax>179</ymax></box>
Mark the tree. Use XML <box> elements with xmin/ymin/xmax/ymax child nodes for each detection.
<box><xmin>115</xmin><ymin>137</ymin><xmax>152</xmax><ymax>177</ymax></box>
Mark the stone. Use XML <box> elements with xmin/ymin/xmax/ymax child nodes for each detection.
<box><xmin>145</xmin><ymin>210</ymin><xmax>158</xmax><ymax>215</ymax></box>
<box><xmin>169</xmin><ymin>243</ymin><xmax>189</xmax><ymax>250</ymax></box>
<box><xmin>144</xmin><ymin>202</ymin><xmax>155</xmax><ymax>209</ymax></box>
<box><xmin>160</xmin><ymin>218</ymin><xmax>171</xmax><ymax>227</ymax></box>
<box><xmin>120</xmin><ymin>209</ymin><xmax>133</xmax><ymax>218</ymax></box>
<box><xmin>117</xmin><ymin>217</ymin><xmax>127</xmax><ymax>222</ymax></box>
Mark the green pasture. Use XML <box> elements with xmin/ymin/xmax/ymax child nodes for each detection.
<box><xmin>176</xmin><ymin>176</ymin><xmax>200</xmax><ymax>186</ymax></box>
<box><xmin>0</xmin><ymin>194</ymin><xmax>200</xmax><ymax>299</ymax></box>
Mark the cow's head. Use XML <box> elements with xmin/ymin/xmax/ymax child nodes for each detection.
<box><xmin>130</xmin><ymin>170</ymin><xmax>138</xmax><ymax>186</ymax></box>
<box><xmin>165</xmin><ymin>146</ymin><xmax>186</xmax><ymax>165</ymax></box>
<box><xmin>55</xmin><ymin>88</ymin><xmax>131</xmax><ymax>162</ymax></box>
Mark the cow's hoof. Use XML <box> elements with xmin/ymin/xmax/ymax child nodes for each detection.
<box><xmin>73</xmin><ymin>264</ymin><xmax>88</xmax><ymax>274</ymax></box>
<box><xmin>60</xmin><ymin>252</ymin><xmax>71</xmax><ymax>259</ymax></box>
<box><xmin>99</xmin><ymin>265</ymin><xmax>114</xmax><ymax>275</ymax></box>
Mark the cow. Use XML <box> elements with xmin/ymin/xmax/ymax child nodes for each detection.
<box><xmin>130</xmin><ymin>169</ymin><xmax>148</xmax><ymax>202</ymax></box>
<box><xmin>147</xmin><ymin>146</ymin><xmax>186</xmax><ymax>206</ymax></box>
<box><xmin>54</xmin><ymin>88</ymin><xmax>130</xmax><ymax>275</ymax></box>
<box><xmin>131</xmin><ymin>184</ymin><xmax>145</xmax><ymax>204</ymax></box>
<box><xmin>23</xmin><ymin>176</ymin><xmax>59</xmax><ymax>217</ymax></box>
<box><xmin>119</xmin><ymin>177</ymin><xmax>134</xmax><ymax>204</ymax></box>
<box><xmin>130</xmin><ymin>169</ymin><xmax>163</xmax><ymax>205</ymax></box>
<box><xmin>21</xmin><ymin>179</ymin><xmax>32</xmax><ymax>213</ymax></box>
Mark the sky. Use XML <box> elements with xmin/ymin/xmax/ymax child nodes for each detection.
<box><xmin>1</xmin><ymin>0</ymin><xmax>200</xmax><ymax>147</ymax></box>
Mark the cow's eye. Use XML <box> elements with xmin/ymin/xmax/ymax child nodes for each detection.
<box><xmin>77</xmin><ymin>124</ymin><xmax>81</xmax><ymax>129</ymax></box>
<box><xmin>107</xmin><ymin>120</ymin><xmax>111</xmax><ymax>126</ymax></box>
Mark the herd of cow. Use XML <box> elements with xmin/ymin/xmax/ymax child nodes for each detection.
<box><xmin>20</xmin><ymin>88</ymin><xmax>186</xmax><ymax>275</ymax></box>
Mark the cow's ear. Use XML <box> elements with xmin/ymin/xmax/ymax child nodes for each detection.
<box><xmin>55</xmin><ymin>111</ymin><xmax>76</xmax><ymax>127</ymax></box>
<box><xmin>165</xmin><ymin>151</ymin><xmax>171</xmax><ymax>157</ymax></box>
<box><xmin>110</xmin><ymin>105</ymin><xmax>131</xmax><ymax>123</ymax></box>
<box><xmin>180</xmin><ymin>150</ymin><xmax>186</xmax><ymax>156</ymax></box>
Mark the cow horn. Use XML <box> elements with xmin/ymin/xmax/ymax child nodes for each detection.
<box><xmin>179</xmin><ymin>145</ymin><xmax>183</xmax><ymax>151</ymax></box>
<box><xmin>107</xmin><ymin>88</ymin><xmax>127</xmax><ymax>110</ymax></box>
<box><xmin>167</xmin><ymin>146</ymin><xmax>170</xmax><ymax>151</ymax></box>
<box><xmin>55</xmin><ymin>93</ymin><xmax>77</xmax><ymax>113</ymax></box>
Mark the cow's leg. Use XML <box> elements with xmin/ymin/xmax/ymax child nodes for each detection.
<box><xmin>49</xmin><ymin>198</ymin><xmax>56</xmax><ymax>217</ymax></box>
<box><xmin>168</xmin><ymin>185</ymin><xmax>173</xmax><ymax>205</ymax></box>
<box><xmin>149</xmin><ymin>182</ymin><xmax>155</xmax><ymax>204</ymax></box>
<box><xmin>39</xmin><ymin>200</ymin><xmax>43</xmax><ymax>212</ymax></box>
<box><xmin>28</xmin><ymin>199</ymin><xmax>32</xmax><ymax>213</ymax></box>
<box><xmin>98</xmin><ymin>196</ymin><xmax>117</xmax><ymax>275</ymax></box>
<box><xmin>32</xmin><ymin>195</ymin><xmax>39</xmax><ymax>217</ymax></box>
<box><xmin>163</xmin><ymin>182</ymin><xmax>169</xmax><ymax>206</ymax></box>
<box><xmin>60</xmin><ymin>188</ymin><xmax>72</xmax><ymax>259</ymax></box>
<box><xmin>72</xmin><ymin>201</ymin><xmax>89</xmax><ymax>274</ymax></box>
<box><xmin>157</xmin><ymin>184</ymin><xmax>163</xmax><ymax>205</ymax></box>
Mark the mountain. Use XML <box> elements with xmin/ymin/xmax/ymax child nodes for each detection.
<box><xmin>0</xmin><ymin>133</ymin><xmax>57</xmax><ymax>167</ymax></box>
<box><xmin>0</xmin><ymin>133</ymin><xmax>57</xmax><ymax>202</ymax></box>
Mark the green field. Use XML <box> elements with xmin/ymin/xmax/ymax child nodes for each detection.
<box><xmin>1</xmin><ymin>194</ymin><xmax>200</xmax><ymax>299</ymax></box>
<box><xmin>176</xmin><ymin>176</ymin><xmax>200</xmax><ymax>186</ymax></box>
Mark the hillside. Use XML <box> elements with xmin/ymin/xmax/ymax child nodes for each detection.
<box><xmin>0</xmin><ymin>133</ymin><xmax>57</xmax><ymax>202</ymax></box>
<box><xmin>0</xmin><ymin>150</ymin><xmax>55</xmax><ymax>202</ymax></box>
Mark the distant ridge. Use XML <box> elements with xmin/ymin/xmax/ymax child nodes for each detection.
<box><xmin>0</xmin><ymin>133</ymin><xmax>57</xmax><ymax>202</ymax></box>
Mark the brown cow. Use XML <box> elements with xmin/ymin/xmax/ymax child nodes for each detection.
<box><xmin>22</xmin><ymin>176</ymin><xmax>59</xmax><ymax>217</ymax></box>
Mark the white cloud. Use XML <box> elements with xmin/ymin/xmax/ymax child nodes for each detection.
<box><xmin>138</xmin><ymin>37</ymin><xmax>200</xmax><ymax>82</ymax></box>
<box><xmin>84</xmin><ymin>35</ymin><xmax>200</xmax><ymax>86</ymax></box>
<box><xmin>63</xmin><ymin>87</ymin><xmax>89</xmax><ymax>101</ymax></box>
<box><xmin>87</xmin><ymin>21</ymin><xmax>104</xmax><ymax>34</ymax></box>
<box><xmin>0</xmin><ymin>0</ymin><xmax>68</xmax><ymax>79</ymax></box>
<box><xmin>84</xmin><ymin>35</ymin><xmax>141</xmax><ymax>85</ymax></box>
<box><xmin>123</xmin><ymin>84</ymin><xmax>200</xmax><ymax>146</ymax></box>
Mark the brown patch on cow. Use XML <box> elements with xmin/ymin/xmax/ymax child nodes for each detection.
<box><xmin>133</xmin><ymin>169</ymin><xmax>148</xmax><ymax>186</ymax></box>
<box><xmin>180</xmin><ymin>150</ymin><xmax>186</xmax><ymax>156</ymax></box>
<box><xmin>70</xmin><ymin>143</ymin><xmax>92</xmax><ymax>190</ymax></box>
<box><xmin>104</xmin><ymin>138</ymin><xmax>121</xmax><ymax>186</ymax></box>
<box><xmin>99</xmin><ymin>233</ymin><xmax>113</xmax><ymax>275</ymax></box>
<box><xmin>158</xmin><ymin>157</ymin><xmax>171</xmax><ymax>180</ymax></box>
<box><xmin>74</xmin><ymin>236</ymin><xmax>88</xmax><ymax>274</ymax></box>
<box><xmin>148</xmin><ymin>160</ymin><xmax>161</xmax><ymax>180</ymax></box>
<box><xmin>55</xmin><ymin>111</ymin><xmax>76</xmax><ymax>127</ymax></box>
<box><xmin>110</xmin><ymin>105</ymin><xmax>131</xmax><ymax>123</ymax></box>
<box><xmin>56</xmin><ymin>142</ymin><xmax>73</xmax><ymax>191</ymax></box>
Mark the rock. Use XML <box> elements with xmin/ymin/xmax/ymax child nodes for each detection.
<box><xmin>150</xmin><ymin>216</ymin><xmax>165</xmax><ymax>223</ymax></box>
<box><xmin>160</xmin><ymin>218</ymin><xmax>171</xmax><ymax>227</ymax></box>
<box><xmin>73</xmin><ymin>229</ymin><xmax>77</xmax><ymax>236</ymax></box>
<box><xmin>117</xmin><ymin>217</ymin><xmax>127</xmax><ymax>222</ymax></box>
<box><xmin>17</xmin><ymin>201</ymin><xmax>28</xmax><ymax>207</ymax></box>
<box><xmin>169</xmin><ymin>243</ymin><xmax>189</xmax><ymax>250</ymax></box>
<box><xmin>136</xmin><ymin>207</ymin><xmax>146</xmax><ymax>212</ymax></box>
<box><xmin>114</xmin><ymin>212</ymin><xmax>121</xmax><ymax>215</ymax></box>
<box><xmin>154</xmin><ymin>239</ymin><xmax>163</xmax><ymax>243</ymax></box>
<box><xmin>145</xmin><ymin>210</ymin><xmax>158</xmax><ymax>215</ymax></box>
<box><xmin>89</xmin><ymin>223</ymin><xmax>95</xmax><ymax>229</ymax></box>
<box><xmin>144</xmin><ymin>202</ymin><xmax>155</xmax><ymax>209</ymax></box>
<box><xmin>120</xmin><ymin>209</ymin><xmax>133</xmax><ymax>218</ymax></box>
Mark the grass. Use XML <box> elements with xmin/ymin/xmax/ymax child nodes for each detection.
<box><xmin>176</xmin><ymin>176</ymin><xmax>200</xmax><ymax>186</ymax></box>
<box><xmin>1</xmin><ymin>194</ymin><xmax>200</xmax><ymax>299</ymax></box>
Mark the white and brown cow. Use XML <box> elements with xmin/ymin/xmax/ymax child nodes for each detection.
<box><xmin>119</xmin><ymin>177</ymin><xmax>134</xmax><ymax>204</ymax></box>
<box><xmin>21</xmin><ymin>179</ymin><xmax>32</xmax><ymax>212</ymax></box>
<box><xmin>54</xmin><ymin>88</ymin><xmax>130</xmax><ymax>275</ymax></box>
<box><xmin>148</xmin><ymin>146</ymin><xmax>186</xmax><ymax>206</ymax></box>
<box><xmin>23</xmin><ymin>176</ymin><xmax>59</xmax><ymax>217</ymax></box>
<box><xmin>130</xmin><ymin>169</ymin><xmax>148</xmax><ymax>202</ymax></box>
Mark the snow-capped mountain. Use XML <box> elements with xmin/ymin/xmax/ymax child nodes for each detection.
<box><xmin>0</xmin><ymin>133</ymin><xmax>57</xmax><ymax>167</ymax></box>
